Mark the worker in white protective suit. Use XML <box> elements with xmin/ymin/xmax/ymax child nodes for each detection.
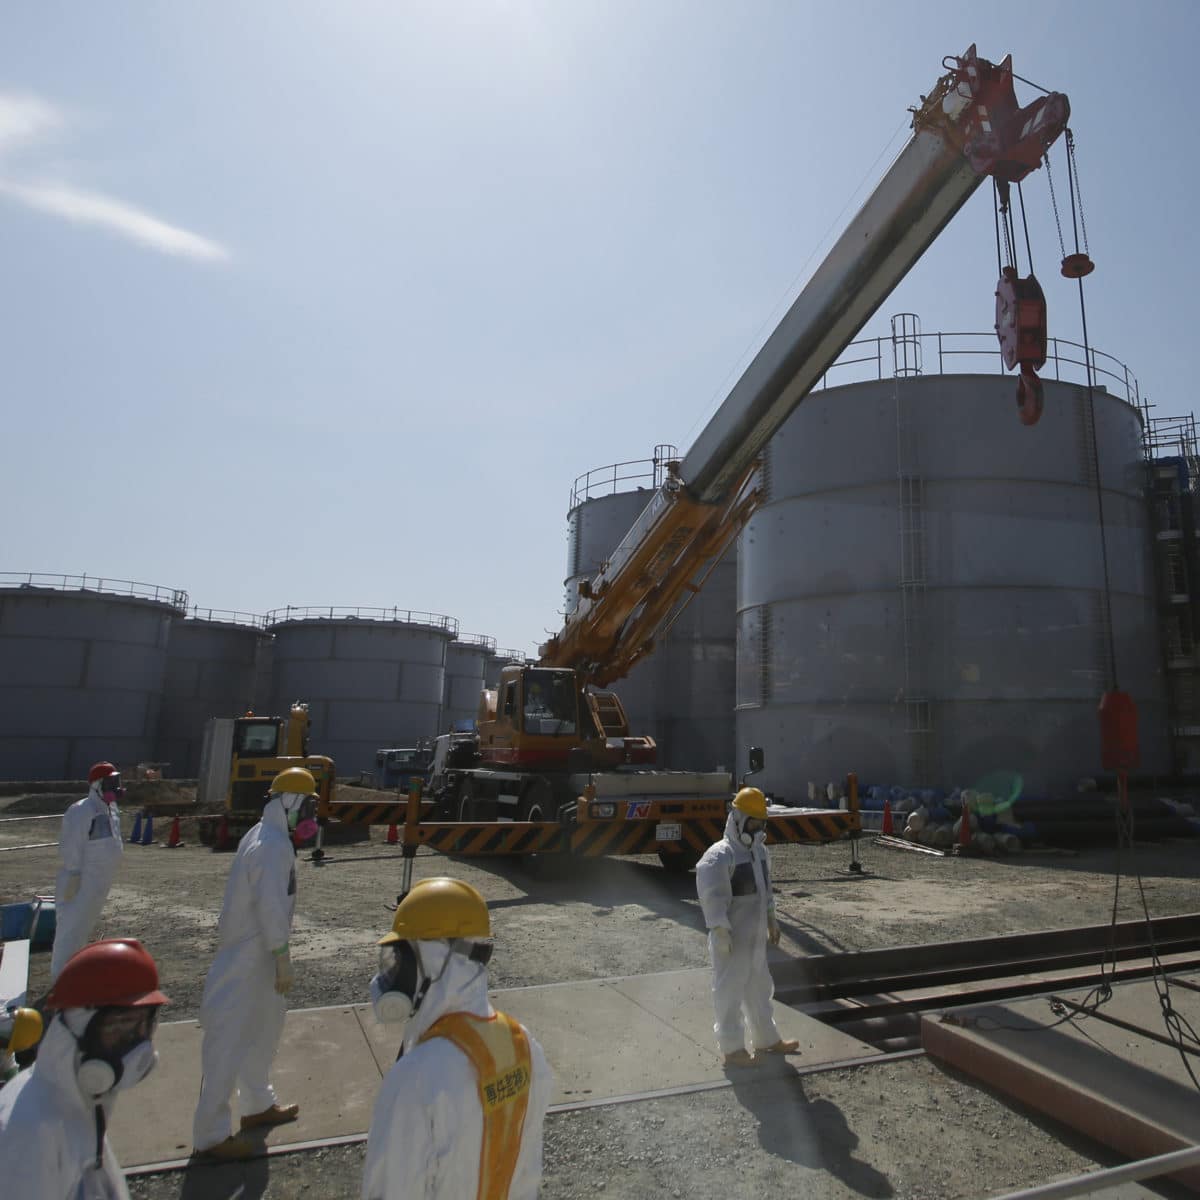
<box><xmin>362</xmin><ymin>876</ymin><xmax>553</xmax><ymax>1200</ymax></box>
<box><xmin>0</xmin><ymin>938</ymin><xmax>168</xmax><ymax>1200</ymax></box>
<box><xmin>50</xmin><ymin>762</ymin><xmax>125</xmax><ymax>982</ymax></box>
<box><xmin>191</xmin><ymin>766</ymin><xmax>316</xmax><ymax>1161</ymax></box>
<box><xmin>696</xmin><ymin>787</ymin><xmax>800</xmax><ymax>1067</ymax></box>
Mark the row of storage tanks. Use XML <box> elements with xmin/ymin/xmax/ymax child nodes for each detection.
<box><xmin>565</xmin><ymin>328</ymin><xmax>1169</xmax><ymax>798</ymax></box>
<box><xmin>0</xmin><ymin>323</ymin><xmax>1171</xmax><ymax>796</ymax></box>
<box><xmin>0</xmin><ymin>588</ymin><xmax>526</xmax><ymax>781</ymax></box>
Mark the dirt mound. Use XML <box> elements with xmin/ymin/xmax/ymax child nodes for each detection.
<box><xmin>0</xmin><ymin>792</ymin><xmax>79</xmax><ymax>815</ymax></box>
<box><xmin>123</xmin><ymin>780</ymin><xmax>198</xmax><ymax>811</ymax></box>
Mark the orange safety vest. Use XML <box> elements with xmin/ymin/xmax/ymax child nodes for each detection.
<box><xmin>418</xmin><ymin>1010</ymin><xmax>532</xmax><ymax>1200</ymax></box>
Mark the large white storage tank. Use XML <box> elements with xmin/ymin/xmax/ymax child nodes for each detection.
<box><xmin>443</xmin><ymin>634</ymin><xmax>495</xmax><ymax>731</ymax></box>
<box><xmin>266</xmin><ymin>607</ymin><xmax>457</xmax><ymax>778</ymax></box>
<box><xmin>0</xmin><ymin>574</ymin><xmax>184</xmax><ymax>779</ymax></box>
<box><xmin>736</xmin><ymin>325</ymin><xmax>1169</xmax><ymax>798</ymax></box>
<box><xmin>565</xmin><ymin>450</ymin><xmax>737</xmax><ymax>771</ymax></box>
<box><xmin>156</xmin><ymin>610</ymin><xmax>268</xmax><ymax>777</ymax></box>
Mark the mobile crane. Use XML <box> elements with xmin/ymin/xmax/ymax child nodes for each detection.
<box><xmin>321</xmin><ymin>45</ymin><xmax>1072</xmax><ymax>869</ymax></box>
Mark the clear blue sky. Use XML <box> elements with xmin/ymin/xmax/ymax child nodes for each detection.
<box><xmin>3</xmin><ymin>2</ymin><xmax>1195</xmax><ymax>654</ymax></box>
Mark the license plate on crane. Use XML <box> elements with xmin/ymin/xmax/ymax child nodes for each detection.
<box><xmin>655</xmin><ymin>822</ymin><xmax>682</xmax><ymax>842</ymax></box>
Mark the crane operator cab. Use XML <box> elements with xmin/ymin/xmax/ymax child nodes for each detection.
<box><xmin>512</xmin><ymin>670</ymin><xmax>578</xmax><ymax>735</ymax></box>
<box><xmin>477</xmin><ymin>665</ymin><xmax>654</xmax><ymax>775</ymax></box>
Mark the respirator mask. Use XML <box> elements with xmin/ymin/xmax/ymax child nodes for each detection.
<box><xmin>279</xmin><ymin>792</ymin><xmax>316</xmax><ymax>831</ymax></box>
<box><xmin>370</xmin><ymin>940</ymin><xmax>425</xmax><ymax>1025</ymax></box>
<box><xmin>69</xmin><ymin>1006</ymin><xmax>160</xmax><ymax>1098</ymax></box>
<box><xmin>737</xmin><ymin>815</ymin><xmax>765</xmax><ymax>848</ymax></box>
<box><xmin>369</xmin><ymin>937</ymin><xmax>493</xmax><ymax>1025</ymax></box>
<box><xmin>98</xmin><ymin>775</ymin><xmax>125</xmax><ymax>805</ymax></box>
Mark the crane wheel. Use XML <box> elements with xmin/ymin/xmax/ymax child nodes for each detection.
<box><xmin>516</xmin><ymin>780</ymin><xmax>551</xmax><ymax>824</ymax></box>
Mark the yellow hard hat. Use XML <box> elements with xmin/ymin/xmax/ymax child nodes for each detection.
<box><xmin>3</xmin><ymin>1007</ymin><xmax>43</xmax><ymax>1055</ymax></box>
<box><xmin>379</xmin><ymin>877</ymin><xmax>490</xmax><ymax>944</ymax></box>
<box><xmin>271</xmin><ymin>767</ymin><xmax>318</xmax><ymax>797</ymax></box>
<box><xmin>733</xmin><ymin>786</ymin><xmax>768</xmax><ymax>820</ymax></box>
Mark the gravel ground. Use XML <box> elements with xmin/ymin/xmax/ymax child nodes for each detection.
<box><xmin>124</xmin><ymin>1058</ymin><xmax>1192</xmax><ymax>1200</ymax></box>
<box><xmin>3</xmin><ymin>790</ymin><xmax>1198</xmax><ymax>1198</ymax></box>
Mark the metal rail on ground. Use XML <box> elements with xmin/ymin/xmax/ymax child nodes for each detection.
<box><xmin>989</xmin><ymin>1144</ymin><xmax>1200</xmax><ymax>1199</ymax></box>
<box><xmin>777</xmin><ymin>915</ymin><xmax>1200</xmax><ymax>1052</ymax></box>
<box><xmin>123</xmin><ymin>1047</ymin><xmax>923</xmax><ymax>1178</ymax></box>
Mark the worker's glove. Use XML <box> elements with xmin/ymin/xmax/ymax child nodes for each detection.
<box><xmin>273</xmin><ymin>947</ymin><xmax>295</xmax><ymax>996</ymax></box>
<box><xmin>767</xmin><ymin>915</ymin><xmax>781</xmax><ymax>947</ymax></box>
<box><xmin>711</xmin><ymin>927</ymin><xmax>733</xmax><ymax>957</ymax></box>
<box><xmin>62</xmin><ymin>872</ymin><xmax>82</xmax><ymax>903</ymax></box>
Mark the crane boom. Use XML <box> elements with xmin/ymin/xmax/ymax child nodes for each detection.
<box><xmin>540</xmin><ymin>45</ymin><xmax>1069</xmax><ymax>688</ymax></box>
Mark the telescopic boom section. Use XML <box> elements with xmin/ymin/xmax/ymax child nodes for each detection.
<box><xmin>540</xmin><ymin>46</ymin><xmax>1069</xmax><ymax>688</ymax></box>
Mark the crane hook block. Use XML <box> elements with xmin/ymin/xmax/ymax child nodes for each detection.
<box><xmin>995</xmin><ymin>267</ymin><xmax>1048</xmax><ymax>373</ymax></box>
<box><xmin>1016</xmin><ymin>368</ymin><xmax>1044</xmax><ymax>426</ymax></box>
<box><xmin>1098</xmin><ymin>689</ymin><xmax>1140</xmax><ymax>770</ymax></box>
<box><xmin>1060</xmin><ymin>252</ymin><xmax>1095</xmax><ymax>279</ymax></box>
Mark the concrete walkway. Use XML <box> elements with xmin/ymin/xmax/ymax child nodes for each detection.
<box><xmin>110</xmin><ymin>967</ymin><xmax>877</xmax><ymax>1167</ymax></box>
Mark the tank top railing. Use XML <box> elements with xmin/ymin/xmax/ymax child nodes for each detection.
<box><xmin>185</xmin><ymin>607</ymin><xmax>269</xmax><ymax>629</ymax></box>
<box><xmin>0</xmin><ymin>573</ymin><xmax>189</xmax><ymax>613</ymax></box>
<box><xmin>815</xmin><ymin>329</ymin><xmax>1140</xmax><ymax>410</ymax></box>
<box><xmin>569</xmin><ymin>444</ymin><xmax>681</xmax><ymax>509</ymax></box>
<box><xmin>454</xmin><ymin>632</ymin><xmax>497</xmax><ymax>650</ymax></box>
<box><xmin>265</xmin><ymin>606</ymin><xmax>459</xmax><ymax>635</ymax></box>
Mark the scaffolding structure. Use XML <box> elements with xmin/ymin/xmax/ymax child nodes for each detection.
<box><xmin>1141</xmin><ymin>412</ymin><xmax>1200</xmax><ymax>774</ymax></box>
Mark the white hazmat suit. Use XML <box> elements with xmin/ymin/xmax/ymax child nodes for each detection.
<box><xmin>362</xmin><ymin>940</ymin><xmax>553</xmax><ymax>1200</ymax></box>
<box><xmin>0</xmin><ymin>1014</ymin><xmax>130</xmax><ymax>1200</ymax></box>
<box><xmin>52</xmin><ymin>785</ymin><xmax>124</xmax><ymax>982</ymax></box>
<box><xmin>695</xmin><ymin>809</ymin><xmax>787</xmax><ymax>1058</ymax></box>
<box><xmin>192</xmin><ymin>794</ymin><xmax>297</xmax><ymax>1153</ymax></box>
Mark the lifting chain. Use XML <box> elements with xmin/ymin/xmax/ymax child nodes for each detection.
<box><xmin>1046</xmin><ymin>129</ymin><xmax>1094</xmax><ymax>279</ymax></box>
<box><xmin>1067</xmin><ymin>129</ymin><xmax>1090</xmax><ymax>255</ymax></box>
<box><xmin>1045</xmin><ymin>152</ymin><xmax>1066</xmax><ymax>260</ymax></box>
<box><xmin>994</xmin><ymin>178</ymin><xmax>1017</xmax><ymax>272</ymax></box>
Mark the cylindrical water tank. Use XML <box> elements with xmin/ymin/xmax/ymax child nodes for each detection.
<box><xmin>0</xmin><ymin>575</ymin><xmax>184</xmax><ymax>780</ymax></box>
<box><xmin>157</xmin><ymin>610</ymin><xmax>268</xmax><ymax>777</ymax></box>
<box><xmin>483</xmin><ymin>647</ymin><xmax>528</xmax><ymax>690</ymax></box>
<box><xmin>266</xmin><ymin>607</ymin><xmax>457</xmax><ymax>778</ymax></box>
<box><xmin>736</xmin><ymin>369</ymin><xmax>1168</xmax><ymax>798</ymax></box>
<box><xmin>443</xmin><ymin>634</ymin><xmax>495</xmax><ymax>731</ymax></box>
<box><xmin>565</xmin><ymin>450</ymin><xmax>737</xmax><ymax>771</ymax></box>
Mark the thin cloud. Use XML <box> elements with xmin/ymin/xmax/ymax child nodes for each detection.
<box><xmin>0</xmin><ymin>90</ymin><xmax>229</xmax><ymax>263</ymax></box>
<box><xmin>0</xmin><ymin>179</ymin><xmax>229</xmax><ymax>261</ymax></box>
<box><xmin>0</xmin><ymin>94</ymin><xmax>61</xmax><ymax>153</ymax></box>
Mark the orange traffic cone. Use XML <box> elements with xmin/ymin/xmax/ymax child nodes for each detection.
<box><xmin>167</xmin><ymin>815</ymin><xmax>182</xmax><ymax>849</ymax></box>
<box><xmin>881</xmin><ymin>798</ymin><xmax>894</xmax><ymax>836</ymax></box>
<box><xmin>386</xmin><ymin>822</ymin><xmax>399</xmax><ymax>845</ymax></box>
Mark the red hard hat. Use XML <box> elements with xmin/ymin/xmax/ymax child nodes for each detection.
<box><xmin>88</xmin><ymin>761</ymin><xmax>119</xmax><ymax>784</ymax></box>
<box><xmin>46</xmin><ymin>939</ymin><xmax>169</xmax><ymax>1010</ymax></box>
